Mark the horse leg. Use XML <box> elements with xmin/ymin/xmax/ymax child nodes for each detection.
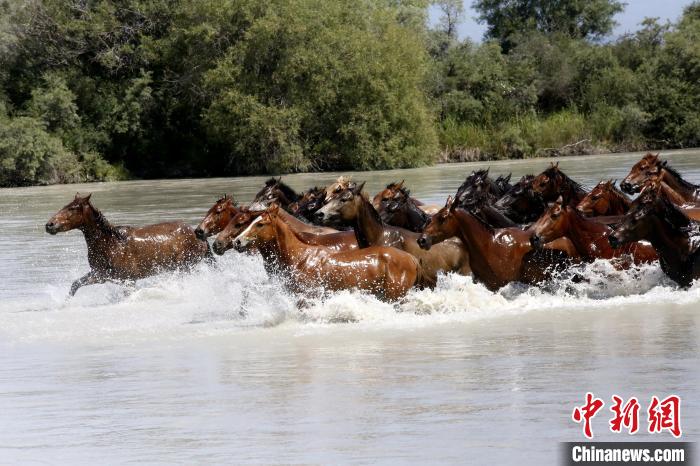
<box><xmin>69</xmin><ymin>271</ymin><xmax>105</xmax><ymax>297</ymax></box>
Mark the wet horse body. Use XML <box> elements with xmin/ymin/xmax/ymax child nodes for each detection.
<box><xmin>46</xmin><ymin>194</ymin><xmax>210</xmax><ymax>296</ymax></box>
<box><xmin>317</xmin><ymin>184</ymin><xmax>471</xmax><ymax>287</ymax></box>
<box><xmin>610</xmin><ymin>184</ymin><xmax>700</xmax><ymax>287</ymax></box>
<box><xmin>530</xmin><ymin>198</ymin><xmax>657</xmax><ymax>265</ymax></box>
<box><xmin>418</xmin><ymin>202</ymin><xmax>573</xmax><ymax>291</ymax></box>
<box><xmin>233</xmin><ymin>207</ymin><xmax>420</xmax><ymax>301</ymax></box>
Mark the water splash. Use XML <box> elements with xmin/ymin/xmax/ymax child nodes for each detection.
<box><xmin>0</xmin><ymin>251</ymin><xmax>697</xmax><ymax>345</ymax></box>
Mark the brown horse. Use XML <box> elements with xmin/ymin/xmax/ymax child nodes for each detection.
<box><xmin>530</xmin><ymin>197</ymin><xmax>657</xmax><ymax>265</ymax></box>
<box><xmin>373</xmin><ymin>182</ymin><xmax>430</xmax><ymax>232</ymax></box>
<box><xmin>195</xmin><ymin>194</ymin><xmax>240</xmax><ymax>239</ymax></box>
<box><xmin>289</xmin><ymin>186</ymin><xmax>327</xmax><ymax>222</ymax></box>
<box><xmin>46</xmin><ymin>193</ymin><xmax>210</xmax><ymax>296</ymax></box>
<box><xmin>494</xmin><ymin>175</ymin><xmax>546</xmax><ymax>224</ymax></box>
<box><xmin>316</xmin><ymin>183</ymin><xmax>470</xmax><ymax>287</ymax></box>
<box><xmin>610</xmin><ymin>181</ymin><xmax>700</xmax><ymax>287</ymax></box>
<box><xmin>576</xmin><ymin>180</ymin><xmax>631</xmax><ymax>217</ymax></box>
<box><xmin>373</xmin><ymin>181</ymin><xmax>440</xmax><ymax>215</ymax></box>
<box><xmin>532</xmin><ymin>162</ymin><xmax>588</xmax><ymax>206</ymax></box>
<box><xmin>232</xmin><ymin>205</ymin><xmax>420</xmax><ymax>301</ymax></box>
<box><xmin>417</xmin><ymin>198</ymin><xmax>575</xmax><ymax>291</ymax></box>
<box><xmin>621</xmin><ymin>153</ymin><xmax>700</xmax><ymax>205</ymax></box>
<box><xmin>249</xmin><ymin>177</ymin><xmax>301</xmax><ymax>211</ymax></box>
<box><xmin>213</xmin><ymin>209</ymin><xmax>357</xmax><ymax>255</ymax></box>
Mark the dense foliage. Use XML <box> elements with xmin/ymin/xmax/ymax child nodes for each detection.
<box><xmin>0</xmin><ymin>0</ymin><xmax>698</xmax><ymax>186</ymax></box>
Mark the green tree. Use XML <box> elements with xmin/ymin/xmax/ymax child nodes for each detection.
<box><xmin>473</xmin><ymin>0</ymin><xmax>625</xmax><ymax>50</ymax></box>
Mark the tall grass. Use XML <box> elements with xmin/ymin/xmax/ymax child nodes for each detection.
<box><xmin>437</xmin><ymin>108</ymin><xmax>646</xmax><ymax>161</ymax></box>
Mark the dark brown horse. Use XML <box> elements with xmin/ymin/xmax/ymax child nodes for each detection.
<box><xmin>316</xmin><ymin>183</ymin><xmax>470</xmax><ymax>287</ymax></box>
<box><xmin>621</xmin><ymin>154</ymin><xmax>700</xmax><ymax>206</ymax></box>
<box><xmin>610</xmin><ymin>181</ymin><xmax>700</xmax><ymax>287</ymax></box>
<box><xmin>417</xmin><ymin>198</ymin><xmax>575</xmax><ymax>291</ymax></box>
<box><xmin>576</xmin><ymin>180</ymin><xmax>631</xmax><ymax>217</ymax></box>
<box><xmin>374</xmin><ymin>183</ymin><xmax>430</xmax><ymax>232</ymax></box>
<box><xmin>195</xmin><ymin>194</ymin><xmax>240</xmax><ymax>239</ymax></box>
<box><xmin>289</xmin><ymin>186</ymin><xmax>327</xmax><ymax>222</ymax></box>
<box><xmin>45</xmin><ymin>193</ymin><xmax>210</xmax><ymax>296</ymax></box>
<box><xmin>532</xmin><ymin>162</ymin><xmax>588</xmax><ymax>206</ymax></box>
<box><xmin>455</xmin><ymin>169</ymin><xmax>508</xmax><ymax>208</ymax></box>
<box><xmin>232</xmin><ymin>205</ymin><xmax>420</xmax><ymax>301</ymax></box>
<box><xmin>249</xmin><ymin>177</ymin><xmax>301</xmax><ymax>211</ymax></box>
<box><xmin>373</xmin><ymin>181</ymin><xmax>440</xmax><ymax>215</ymax></box>
<box><xmin>494</xmin><ymin>175</ymin><xmax>546</xmax><ymax>224</ymax></box>
<box><xmin>213</xmin><ymin>209</ymin><xmax>357</xmax><ymax>255</ymax></box>
<box><xmin>530</xmin><ymin>196</ymin><xmax>657</xmax><ymax>265</ymax></box>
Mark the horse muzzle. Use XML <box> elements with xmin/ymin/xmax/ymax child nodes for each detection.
<box><xmin>619</xmin><ymin>181</ymin><xmax>638</xmax><ymax>194</ymax></box>
<box><xmin>45</xmin><ymin>222</ymin><xmax>59</xmax><ymax>235</ymax></box>
<box><xmin>417</xmin><ymin>235</ymin><xmax>432</xmax><ymax>250</ymax></box>
<box><xmin>608</xmin><ymin>235</ymin><xmax>622</xmax><ymax>249</ymax></box>
<box><xmin>194</xmin><ymin>227</ymin><xmax>207</xmax><ymax>240</ymax></box>
<box><xmin>530</xmin><ymin>234</ymin><xmax>544</xmax><ymax>249</ymax></box>
<box><xmin>212</xmin><ymin>240</ymin><xmax>228</xmax><ymax>255</ymax></box>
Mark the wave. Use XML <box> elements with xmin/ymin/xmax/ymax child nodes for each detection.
<box><xmin>1</xmin><ymin>251</ymin><xmax>698</xmax><ymax>345</ymax></box>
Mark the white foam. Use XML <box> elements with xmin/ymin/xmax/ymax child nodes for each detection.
<box><xmin>1</xmin><ymin>252</ymin><xmax>698</xmax><ymax>345</ymax></box>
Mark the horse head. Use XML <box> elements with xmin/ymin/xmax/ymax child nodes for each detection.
<box><xmin>46</xmin><ymin>193</ymin><xmax>96</xmax><ymax>234</ymax></box>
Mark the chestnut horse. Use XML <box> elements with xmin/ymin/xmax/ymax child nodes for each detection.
<box><xmin>316</xmin><ymin>183</ymin><xmax>470</xmax><ymax>287</ymax></box>
<box><xmin>417</xmin><ymin>198</ymin><xmax>575</xmax><ymax>291</ymax></box>
<box><xmin>46</xmin><ymin>193</ymin><xmax>210</xmax><ymax>296</ymax></box>
<box><xmin>232</xmin><ymin>206</ymin><xmax>420</xmax><ymax>301</ymax></box>
<box><xmin>576</xmin><ymin>180</ymin><xmax>631</xmax><ymax>217</ymax></box>
<box><xmin>212</xmin><ymin>209</ymin><xmax>357</xmax><ymax>255</ymax></box>
<box><xmin>530</xmin><ymin>197</ymin><xmax>657</xmax><ymax>265</ymax></box>
<box><xmin>195</xmin><ymin>194</ymin><xmax>240</xmax><ymax>239</ymax></box>
<box><xmin>610</xmin><ymin>182</ymin><xmax>700</xmax><ymax>287</ymax></box>
<box><xmin>621</xmin><ymin>154</ymin><xmax>700</xmax><ymax>206</ymax></box>
<box><xmin>532</xmin><ymin>162</ymin><xmax>588</xmax><ymax>207</ymax></box>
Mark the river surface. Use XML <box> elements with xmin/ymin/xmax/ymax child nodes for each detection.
<box><xmin>1</xmin><ymin>150</ymin><xmax>699</xmax><ymax>464</ymax></box>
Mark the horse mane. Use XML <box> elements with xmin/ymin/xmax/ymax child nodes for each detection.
<box><xmin>663</xmin><ymin>164</ymin><xmax>700</xmax><ymax>191</ymax></box>
<box><xmin>90</xmin><ymin>204</ymin><xmax>127</xmax><ymax>240</ymax></box>
<box><xmin>542</xmin><ymin>166</ymin><xmax>586</xmax><ymax>200</ymax></box>
<box><xmin>456</xmin><ymin>206</ymin><xmax>495</xmax><ymax>234</ymax></box>
<box><xmin>266</xmin><ymin>177</ymin><xmax>300</xmax><ymax>202</ymax></box>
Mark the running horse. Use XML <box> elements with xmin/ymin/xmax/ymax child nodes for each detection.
<box><xmin>494</xmin><ymin>175</ymin><xmax>546</xmax><ymax>224</ymax></box>
<box><xmin>249</xmin><ymin>177</ymin><xmax>301</xmax><ymax>211</ymax></box>
<box><xmin>610</xmin><ymin>181</ymin><xmax>700</xmax><ymax>287</ymax></box>
<box><xmin>289</xmin><ymin>186</ymin><xmax>327</xmax><ymax>222</ymax></box>
<box><xmin>45</xmin><ymin>193</ymin><xmax>211</xmax><ymax>296</ymax></box>
<box><xmin>195</xmin><ymin>194</ymin><xmax>240</xmax><ymax>239</ymax></box>
<box><xmin>373</xmin><ymin>183</ymin><xmax>430</xmax><ymax>232</ymax></box>
<box><xmin>231</xmin><ymin>205</ymin><xmax>420</xmax><ymax>301</ymax></box>
<box><xmin>530</xmin><ymin>196</ymin><xmax>657</xmax><ymax>265</ymax></box>
<box><xmin>531</xmin><ymin>162</ymin><xmax>588</xmax><ymax>207</ymax></box>
<box><xmin>316</xmin><ymin>183</ymin><xmax>471</xmax><ymax>287</ymax></box>
<box><xmin>213</xmin><ymin>208</ymin><xmax>357</xmax><ymax>255</ymax></box>
<box><xmin>620</xmin><ymin>153</ymin><xmax>700</xmax><ymax>206</ymax></box>
<box><xmin>576</xmin><ymin>180</ymin><xmax>630</xmax><ymax>216</ymax></box>
<box><xmin>373</xmin><ymin>181</ymin><xmax>440</xmax><ymax>215</ymax></box>
<box><xmin>417</xmin><ymin>197</ymin><xmax>575</xmax><ymax>291</ymax></box>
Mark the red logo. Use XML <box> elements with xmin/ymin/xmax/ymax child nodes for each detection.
<box><xmin>572</xmin><ymin>394</ymin><xmax>682</xmax><ymax>438</ymax></box>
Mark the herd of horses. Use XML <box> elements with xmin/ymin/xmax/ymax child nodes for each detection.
<box><xmin>45</xmin><ymin>153</ymin><xmax>700</xmax><ymax>300</ymax></box>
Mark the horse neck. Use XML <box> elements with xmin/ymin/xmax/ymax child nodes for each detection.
<box><xmin>272</xmin><ymin>216</ymin><xmax>309</xmax><ymax>266</ymax></box>
<box><xmin>354</xmin><ymin>196</ymin><xmax>385</xmax><ymax>247</ymax></box>
<box><xmin>405</xmin><ymin>202</ymin><xmax>429</xmax><ymax>228</ymax></box>
<box><xmin>565</xmin><ymin>209</ymin><xmax>610</xmax><ymax>255</ymax></box>
<box><xmin>479</xmin><ymin>204</ymin><xmax>516</xmax><ymax>228</ymax></box>
<box><xmin>661</xmin><ymin>168</ymin><xmax>698</xmax><ymax>200</ymax></box>
<box><xmin>660</xmin><ymin>180</ymin><xmax>691</xmax><ymax>205</ymax></box>
<box><xmin>452</xmin><ymin>209</ymin><xmax>494</xmax><ymax>256</ymax></box>
<box><xmin>561</xmin><ymin>180</ymin><xmax>586</xmax><ymax>205</ymax></box>
<box><xmin>80</xmin><ymin>208</ymin><xmax>120</xmax><ymax>250</ymax></box>
<box><xmin>608</xmin><ymin>190</ymin><xmax>631</xmax><ymax>214</ymax></box>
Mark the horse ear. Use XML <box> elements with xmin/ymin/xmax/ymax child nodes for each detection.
<box><xmin>485</xmin><ymin>167</ymin><xmax>490</xmax><ymax>176</ymax></box>
<box><xmin>445</xmin><ymin>195</ymin><xmax>454</xmax><ymax>210</ymax></box>
<box><xmin>354</xmin><ymin>181</ymin><xmax>366</xmax><ymax>195</ymax></box>
<box><xmin>556</xmin><ymin>195</ymin><xmax>563</xmax><ymax>205</ymax></box>
<box><xmin>397</xmin><ymin>180</ymin><xmax>404</xmax><ymax>189</ymax></box>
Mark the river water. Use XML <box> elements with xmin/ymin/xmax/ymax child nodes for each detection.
<box><xmin>1</xmin><ymin>150</ymin><xmax>699</xmax><ymax>464</ymax></box>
